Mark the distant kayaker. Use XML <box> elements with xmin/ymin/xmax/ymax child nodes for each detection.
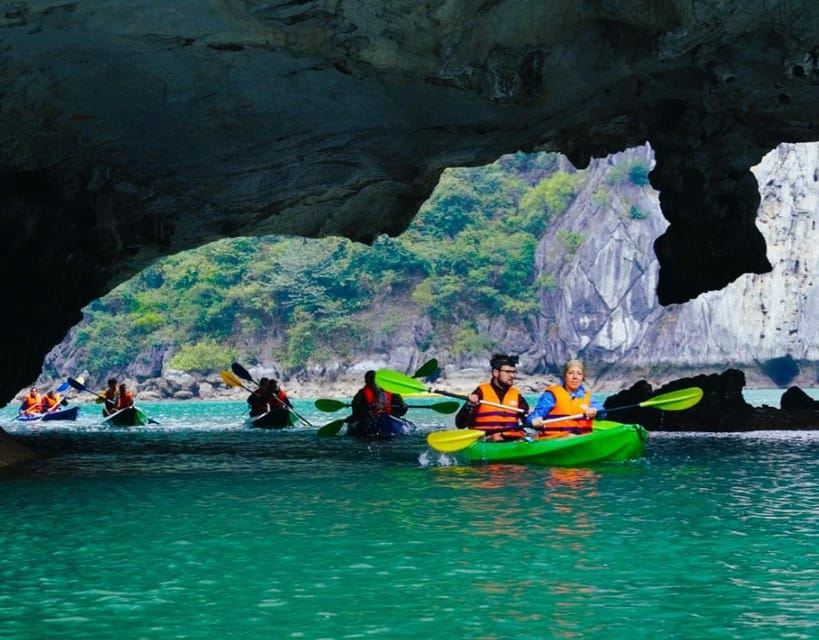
<box><xmin>117</xmin><ymin>383</ymin><xmax>135</xmax><ymax>410</ymax></box>
<box><xmin>102</xmin><ymin>378</ymin><xmax>118</xmax><ymax>416</ymax></box>
<box><xmin>345</xmin><ymin>370</ymin><xmax>409</xmax><ymax>438</ymax></box>
<box><xmin>526</xmin><ymin>358</ymin><xmax>604</xmax><ymax>438</ymax></box>
<box><xmin>18</xmin><ymin>387</ymin><xmax>42</xmax><ymax>416</ymax></box>
<box><xmin>455</xmin><ymin>354</ymin><xmax>530</xmax><ymax>442</ymax></box>
<box><xmin>264</xmin><ymin>379</ymin><xmax>293</xmax><ymax>411</ymax></box>
<box><xmin>247</xmin><ymin>377</ymin><xmax>270</xmax><ymax>417</ymax></box>
<box><xmin>41</xmin><ymin>389</ymin><xmax>66</xmax><ymax>413</ymax></box>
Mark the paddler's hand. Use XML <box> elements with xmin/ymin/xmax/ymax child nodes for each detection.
<box><xmin>581</xmin><ymin>405</ymin><xmax>598</xmax><ymax>419</ymax></box>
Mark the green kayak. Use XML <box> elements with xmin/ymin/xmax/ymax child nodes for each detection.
<box><xmin>102</xmin><ymin>406</ymin><xmax>149</xmax><ymax>427</ymax></box>
<box><xmin>460</xmin><ymin>421</ymin><xmax>648</xmax><ymax>466</ymax></box>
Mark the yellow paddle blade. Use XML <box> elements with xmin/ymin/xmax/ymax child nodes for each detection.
<box><xmin>220</xmin><ymin>369</ymin><xmax>244</xmax><ymax>387</ymax></box>
<box><xmin>426</xmin><ymin>429</ymin><xmax>485</xmax><ymax>453</ymax></box>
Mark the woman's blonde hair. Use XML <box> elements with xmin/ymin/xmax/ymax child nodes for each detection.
<box><xmin>563</xmin><ymin>359</ymin><xmax>586</xmax><ymax>376</ymax></box>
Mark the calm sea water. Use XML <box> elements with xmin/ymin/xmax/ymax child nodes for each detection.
<box><xmin>2</xmin><ymin>392</ymin><xmax>818</xmax><ymax>639</ymax></box>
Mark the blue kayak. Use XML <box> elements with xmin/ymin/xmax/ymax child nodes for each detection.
<box><xmin>16</xmin><ymin>406</ymin><xmax>80</xmax><ymax>422</ymax></box>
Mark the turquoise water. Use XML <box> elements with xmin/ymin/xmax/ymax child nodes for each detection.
<box><xmin>2</xmin><ymin>395</ymin><xmax>819</xmax><ymax>639</ymax></box>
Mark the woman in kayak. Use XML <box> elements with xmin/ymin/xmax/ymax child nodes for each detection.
<box><xmin>116</xmin><ymin>383</ymin><xmax>135</xmax><ymax>410</ymax></box>
<box><xmin>526</xmin><ymin>359</ymin><xmax>604</xmax><ymax>437</ymax></box>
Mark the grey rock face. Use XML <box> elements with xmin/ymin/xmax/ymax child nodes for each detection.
<box><xmin>530</xmin><ymin>143</ymin><xmax>819</xmax><ymax>389</ymax></box>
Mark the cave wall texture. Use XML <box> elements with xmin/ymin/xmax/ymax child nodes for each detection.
<box><xmin>1</xmin><ymin>1</ymin><xmax>818</xmax><ymax>404</ymax></box>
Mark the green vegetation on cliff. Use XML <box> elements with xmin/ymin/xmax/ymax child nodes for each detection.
<box><xmin>63</xmin><ymin>152</ymin><xmax>651</xmax><ymax>377</ymax></box>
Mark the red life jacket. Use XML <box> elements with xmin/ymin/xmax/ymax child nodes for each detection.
<box><xmin>266</xmin><ymin>389</ymin><xmax>288</xmax><ymax>409</ymax></box>
<box><xmin>472</xmin><ymin>383</ymin><xmax>525</xmax><ymax>439</ymax></box>
<box><xmin>363</xmin><ymin>386</ymin><xmax>393</xmax><ymax>415</ymax></box>
<box><xmin>538</xmin><ymin>384</ymin><xmax>593</xmax><ymax>437</ymax></box>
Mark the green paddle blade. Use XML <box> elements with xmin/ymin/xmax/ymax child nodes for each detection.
<box><xmin>412</xmin><ymin>358</ymin><xmax>439</xmax><ymax>379</ymax></box>
<box><xmin>427</xmin><ymin>429</ymin><xmax>484</xmax><ymax>453</ymax></box>
<box><xmin>638</xmin><ymin>386</ymin><xmax>703</xmax><ymax>411</ymax></box>
<box><xmin>315</xmin><ymin>398</ymin><xmax>348</xmax><ymax>412</ymax></box>
<box><xmin>427</xmin><ymin>401</ymin><xmax>460</xmax><ymax>414</ymax></box>
<box><xmin>375</xmin><ymin>369</ymin><xmax>428</xmax><ymax>395</ymax></box>
<box><xmin>318</xmin><ymin>419</ymin><xmax>346</xmax><ymax>437</ymax></box>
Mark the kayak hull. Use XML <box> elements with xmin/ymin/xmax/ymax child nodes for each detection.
<box><xmin>103</xmin><ymin>406</ymin><xmax>148</xmax><ymax>427</ymax></box>
<box><xmin>462</xmin><ymin>421</ymin><xmax>648</xmax><ymax>466</ymax></box>
<box><xmin>247</xmin><ymin>409</ymin><xmax>295</xmax><ymax>429</ymax></box>
<box><xmin>17</xmin><ymin>406</ymin><xmax>80</xmax><ymax>422</ymax></box>
<box><xmin>347</xmin><ymin>414</ymin><xmax>414</xmax><ymax>439</ymax></box>
<box><xmin>42</xmin><ymin>406</ymin><xmax>80</xmax><ymax>421</ymax></box>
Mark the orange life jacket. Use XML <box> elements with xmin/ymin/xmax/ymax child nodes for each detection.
<box><xmin>472</xmin><ymin>383</ymin><xmax>525</xmax><ymax>439</ymax></box>
<box><xmin>538</xmin><ymin>384</ymin><xmax>593</xmax><ymax>437</ymax></box>
<box><xmin>363</xmin><ymin>386</ymin><xmax>393</xmax><ymax>415</ymax></box>
<box><xmin>117</xmin><ymin>390</ymin><xmax>134</xmax><ymax>410</ymax></box>
<box><xmin>21</xmin><ymin>391</ymin><xmax>42</xmax><ymax>414</ymax></box>
<box><xmin>41</xmin><ymin>393</ymin><xmax>61</xmax><ymax>411</ymax></box>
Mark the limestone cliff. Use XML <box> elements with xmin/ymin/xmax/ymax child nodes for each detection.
<box><xmin>529</xmin><ymin>142</ymin><xmax>819</xmax><ymax>389</ymax></box>
<box><xmin>2</xmin><ymin>1</ymin><xmax>819</xmax><ymax>401</ymax></box>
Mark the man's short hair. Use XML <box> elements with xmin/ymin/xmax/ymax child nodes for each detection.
<box><xmin>490</xmin><ymin>354</ymin><xmax>518</xmax><ymax>369</ymax></box>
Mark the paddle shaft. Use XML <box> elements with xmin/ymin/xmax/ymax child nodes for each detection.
<box><xmin>529</xmin><ymin>387</ymin><xmax>703</xmax><ymax>429</ymax></box>
<box><xmin>429</xmin><ymin>387</ymin><xmax>525</xmax><ymax>413</ymax></box>
<box><xmin>316</xmin><ymin>400</ymin><xmax>456</xmax><ymax>412</ymax></box>
<box><xmin>68</xmin><ymin>377</ymin><xmax>111</xmax><ymax>405</ymax></box>
<box><xmin>375</xmin><ymin>369</ymin><xmax>524</xmax><ymax>414</ymax></box>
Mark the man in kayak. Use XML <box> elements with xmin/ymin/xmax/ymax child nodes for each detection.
<box><xmin>102</xmin><ymin>378</ymin><xmax>118</xmax><ymax>416</ymax></box>
<box><xmin>347</xmin><ymin>370</ymin><xmax>408</xmax><ymax>438</ymax></box>
<box><xmin>18</xmin><ymin>387</ymin><xmax>42</xmax><ymax>417</ymax></box>
<box><xmin>264</xmin><ymin>379</ymin><xmax>293</xmax><ymax>411</ymax></box>
<box><xmin>526</xmin><ymin>358</ymin><xmax>604</xmax><ymax>438</ymax></box>
<box><xmin>455</xmin><ymin>354</ymin><xmax>530</xmax><ymax>441</ymax></box>
<box><xmin>247</xmin><ymin>377</ymin><xmax>271</xmax><ymax>417</ymax></box>
<box><xmin>40</xmin><ymin>389</ymin><xmax>67</xmax><ymax>413</ymax></box>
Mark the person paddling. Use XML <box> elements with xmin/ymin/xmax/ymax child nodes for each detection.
<box><xmin>116</xmin><ymin>383</ymin><xmax>135</xmax><ymax>410</ymax></box>
<box><xmin>40</xmin><ymin>389</ymin><xmax>66</xmax><ymax>413</ymax></box>
<box><xmin>102</xmin><ymin>378</ymin><xmax>118</xmax><ymax>416</ymax></box>
<box><xmin>455</xmin><ymin>354</ymin><xmax>530</xmax><ymax>442</ymax></box>
<box><xmin>526</xmin><ymin>358</ymin><xmax>605</xmax><ymax>438</ymax></box>
<box><xmin>247</xmin><ymin>377</ymin><xmax>270</xmax><ymax>417</ymax></box>
<box><xmin>347</xmin><ymin>370</ymin><xmax>408</xmax><ymax>438</ymax></box>
<box><xmin>18</xmin><ymin>387</ymin><xmax>43</xmax><ymax>416</ymax></box>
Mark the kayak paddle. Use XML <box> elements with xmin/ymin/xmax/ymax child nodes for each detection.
<box><xmin>314</xmin><ymin>398</ymin><xmax>459</xmax><ymax>414</ymax></box>
<box><xmin>231</xmin><ymin>362</ymin><xmax>313</xmax><ymax>427</ymax></box>
<box><xmin>317</xmin><ymin>418</ymin><xmax>347</xmax><ymax>437</ymax></box>
<box><xmin>374</xmin><ymin>369</ymin><xmax>525</xmax><ymax>413</ymax></box>
<box><xmin>426</xmin><ymin>386</ymin><xmax>704</xmax><ymax>453</ymax></box>
<box><xmin>412</xmin><ymin>358</ymin><xmax>439</xmax><ymax>379</ymax></box>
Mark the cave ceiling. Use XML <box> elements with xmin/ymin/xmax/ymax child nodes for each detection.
<box><xmin>1</xmin><ymin>1</ymin><xmax>818</xmax><ymax>401</ymax></box>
